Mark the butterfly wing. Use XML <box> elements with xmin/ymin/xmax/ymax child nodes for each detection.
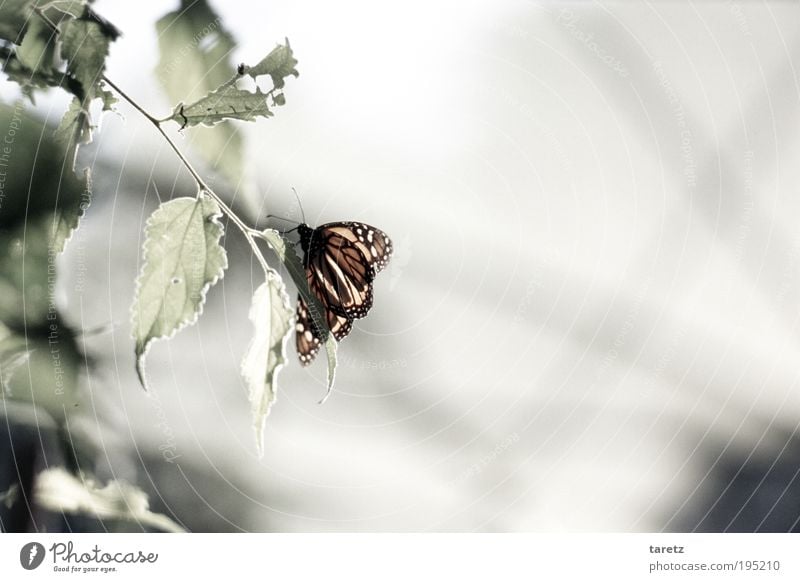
<box><xmin>296</xmin><ymin>221</ymin><xmax>392</xmax><ymax>365</ymax></box>
<box><xmin>324</xmin><ymin>222</ymin><xmax>393</xmax><ymax>276</ymax></box>
<box><xmin>296</xmin><ymin>295</ymin><xmax>354</xmax><ymax>366</ymax></box>
<box><xmin>307</xmin><ymin>222</ymin><xmax>393</xmax><ymax>319</ymax></box>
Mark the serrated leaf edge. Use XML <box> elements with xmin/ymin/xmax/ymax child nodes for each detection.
<box><xmin>241</xmin><ymin>271</ymin><xmax>292</xmax><ymax>456</ymax></box>
<box><xmin>257</xmin><ymin>228</ymin><xmax>337</xmax><ymax>401</ymax></box>
<box><xmin>131</xmin><ymin>193</ymin><xmax>227</xmax><ymax>390</ymax></box>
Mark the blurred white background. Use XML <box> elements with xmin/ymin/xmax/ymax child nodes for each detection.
<box><xmin>9</xmin><ymin>0</ymin><xmax>800</xmax><ymax>531</ymax></box>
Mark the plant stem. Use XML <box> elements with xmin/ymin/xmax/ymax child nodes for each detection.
<box><xmin>107</xmin><ymin>77</ymin><xmax>271</xmax><ymax>275</ymax></box>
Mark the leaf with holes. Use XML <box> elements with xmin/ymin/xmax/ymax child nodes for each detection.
<box><xmin>244</xmin><ymin>39</ymin><xmax>298</xmax><ymax>89</ymax></box>
<box><xmin>241</xmin><ymin>272</ymin><xmax>292</xmax><ymax>456</ymax></box>
<box><xmin>166</xmin><ymin>39</ymin><xmax>297</xmax><ymax>129</ymax></box>
<box><xmin>173</xmin><ymin>83</ymin><xmax>274</xmax><ymax>128</ymax></box>
<box><xmin>131</xmin><ymin>194</ymin><xmax>227</xmax><ymax>389</ymax></box>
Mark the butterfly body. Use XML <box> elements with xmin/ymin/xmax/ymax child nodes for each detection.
<box><xmin>295</xmin><ymin>221</ymin><xmax>392</xmax><ymax>365</ymax></box>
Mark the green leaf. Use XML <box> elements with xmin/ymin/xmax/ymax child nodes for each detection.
<box><xmin>323</xmin><ymin>339</ymin><xmax>337</xmax><ymax>404</ymax></box>
<box><xmin>0</xmin><ymin>46</ymin><xmax>64</xmax><ymax>101</ymax></box>
<box><xmin>0</xmin><ymin>325</ymin><xmax>82</xmax><ymax>415</ymax></box>
<box><xmin>257</xmin><ymin>229</ymin><xmax>337</xmax><ymax>400</ymax></box>
<box><xmin>42</xmin><ymin>0</ymin><xmax>86</xmax><ymax>19</ymax></box>
<box><xmin>0</xmin><ymin>104</ymin><xmax>87</xmax><ymax>254</ymax></box>
<box><xmin>0</xmin><ymin>483</ymin><xmax>19</xmax><ymax>509</ymax></box>
<box><xmin>155</xmin><ymin>0</ymin><xmax>244</xmax><ymax>190</ymax></box>
<box><xmin>45</xmin><ymin>1</ymin><xmax>121</xmax><ymax>39</ymax></box>
<box><xmin>166</xmin><ymin>39</ymin><xmax>297</xmax><ymax>129</ymax></box>
<box><xmin>245</xmin><ymin>39</ymin><xmax>298</xmax><ymax>89</ymax></box>
<box><xmin>59</xmin><ymin>13</ymin><xmax>111</xmax><ymax>101</ymax></box>
<box><xmin>0</xmin><ymin>219</ymin><xmax>52</xmax><ymax>327</ymax></box>
<box><xmin>155</xmin><ymin>0</ymin><xmax>236</xmax><ymax>104</ymax></box>
<box><xmin>54</xmin><ymin>96</ymin><xmax>91</xmax><ymax>170</ymax></box>
<box><xmin>131</xmin><ymin>194</ymin><xmax>228</xmax><ymax>389</ymax></box>
<box><xmin>0</xmin><ymin>0</ymin><xmax>33</xmax><ymax>43</ymax></box>
<box><xmin>50</xmin><ymin>167</ymin><xmax>91</xmax><ymax>253</ymax></box>
<box><xmin>34</xmin><ymin>467</ymin><xmax>185</xmax><ymax>532</ymax></box>
<box><xmin>241</xmin><ymin>273</ymin><xmax>292</xmax><ymax>456</ymax></box>
<box><xmin>172</xmin><ymin>83</ymin><xmax>274</xmax><ymax>128</ymax></box>
<box><xmin>99</xmin><ymin>82</ymin><xmax>117</xmax><ymax>111</ymax></box>
<box><xmin>0</xmin><ymin>325</ymin><xmax>30</xmax><ymax>396</ymax></box>
<box><xmin>16</xmin><ymin>16</ymin><xmax>56</xmax><ymax>73</ymax></box>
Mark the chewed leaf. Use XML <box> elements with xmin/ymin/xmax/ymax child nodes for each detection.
<box><xmin>131</xmin><ymin>194</ymin><xmax>228</xmax><ymax>389</ymax></box>
<box><xmin>34</xmin><ymin>467</ymin><xmax>184</xmax><ymax>532</ymax></box>
<box><xmin>257</xmin><ymin>228</ymin><xmax>337</xmax><ymax>399</ymax></box>
<box><xmin>166</xmin><ymin>39</ymin><xmax>296</xmax><ymax>129</ymax></box>
<box><xmin>241</xmin><ymin>273</ymin><xmax>292</xmax><ymax>456</ymax></box>
<box><xmin>173</xmin><ymin>83</ymin><xmax>274</xmax><ymax>128</ymax></box>
<box><xmin>244</xmin><ymin>39</ymin><xmax>298</xmax><ymax>89</ymax></box>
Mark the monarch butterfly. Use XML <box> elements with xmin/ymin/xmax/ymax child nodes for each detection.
<box><xmin>295</xmin><ymin>221</ymin><xmax>393</xmax><ymax>365</ymax></box>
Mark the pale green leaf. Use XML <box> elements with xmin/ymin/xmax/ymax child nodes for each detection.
<box><xmin>323</xmin><ymin>339</ymin><xmax>337</xmax><ymax>404</ymax></box>
<box><xmin>99</xmin><ymin>82</ymin><xmax>117</xmax><ymax>111</ymax></box>
<box><xmin>245</xmin><ymin>39</ymin><xmax>298</xmax><ymax>89</ymax></box>
<box><xmin>34</xmin><ymin>467</ymin><xmax>184</xmax><ymax>532</ymax></box>
<box><xmin>42</xmin><ymin>0</ymin><xmax>86</xmax><ymax>19</ymax></box>
<box><xmin>0</xmin><ymin>483</ymin><xmax>19</xmax><ymax>509</ymax></box>
<box><xmin>172</xmin><ymin>83</ymin><xmax>274</xmax><ymax>128</ymax></box>
<box><xmin>131</xmin><ymin>194</ymin><xmax>228</xmax><ymax>389</ymax></box>
<box><xmin>16</xmin><ymin>17</ymin><xmax>56</xmax><ymax>73</ymax></box>
<box><xmin>155</xmin><ymin>0</ymin><xmax>244</xmax><ymax>186</ymax></box>
<box><xmin>0</xmin><ymin>325</ymin><xmax>30</xmax><ymax>396</ymax></box>
<box><xmin>54</xmin><ymin>96</ymin><xmax>91</xmax><ymax>170</ymax></box>
<box><xmin>166</xmin><ymin>39</ymin><xmax>296</xmax><ymax>129</ymax></box>
<box><xmin>0</xmin><ymin>317</ymin><xmax>82</xmax><ymax>415</ymax></box>
<box><xmin>257</xmin><ymin>229</ymin><xmax>338</xmax><ymax>399</ymax></box>
<box><xmin>50</xmin><ymin>167</ymin><xmax>91</xmax><ymax>253</ymax></box>
<box><xmin>0</xmin><ymin>47</ymin><xmax>64</xmax><ymax>101</ymax></box>
<box><xmin>241</xmin><ymin>273</ymin><xmax>292</xmax><ymax>456</ymax></box>
<box><xmin>59</xmin><ymin>14</ymin><xmax>110</xmax><ymax>101</ymax></box>
<box><xmin>155</xmin><ymin>0</ymin><xmax>236</xmax><ymax>104</ymax></box>
<box><xmin>0</xmin><ymin>0</ymin><xmax>33</xmax><ymax>43</ymax></box>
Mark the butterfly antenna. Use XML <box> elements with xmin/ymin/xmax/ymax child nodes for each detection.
<box><xmin>265</xmin><ymin>214</ymin><xmax>300</xmax><ymax>225</ymax></box>
<box><xmin>291</xmin><ymin>187</ymin><xmax>307</xmax><ymax>224</ymax></box>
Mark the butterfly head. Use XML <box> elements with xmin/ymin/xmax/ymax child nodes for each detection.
<box><xmin>297</xmin><ymin>223</ymin><xmax>314</xmax><ymax>254</ymax></box>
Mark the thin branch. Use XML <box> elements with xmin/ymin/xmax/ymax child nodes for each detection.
<box><xmin>101</xmin><ymin>77</ymin><xmax>160</xmax><ymax>125</ymax></box>
<box><xmin>107</xmin><ymin>77</ymin><xmax>271</xmax><ymax>275</ymax></box>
